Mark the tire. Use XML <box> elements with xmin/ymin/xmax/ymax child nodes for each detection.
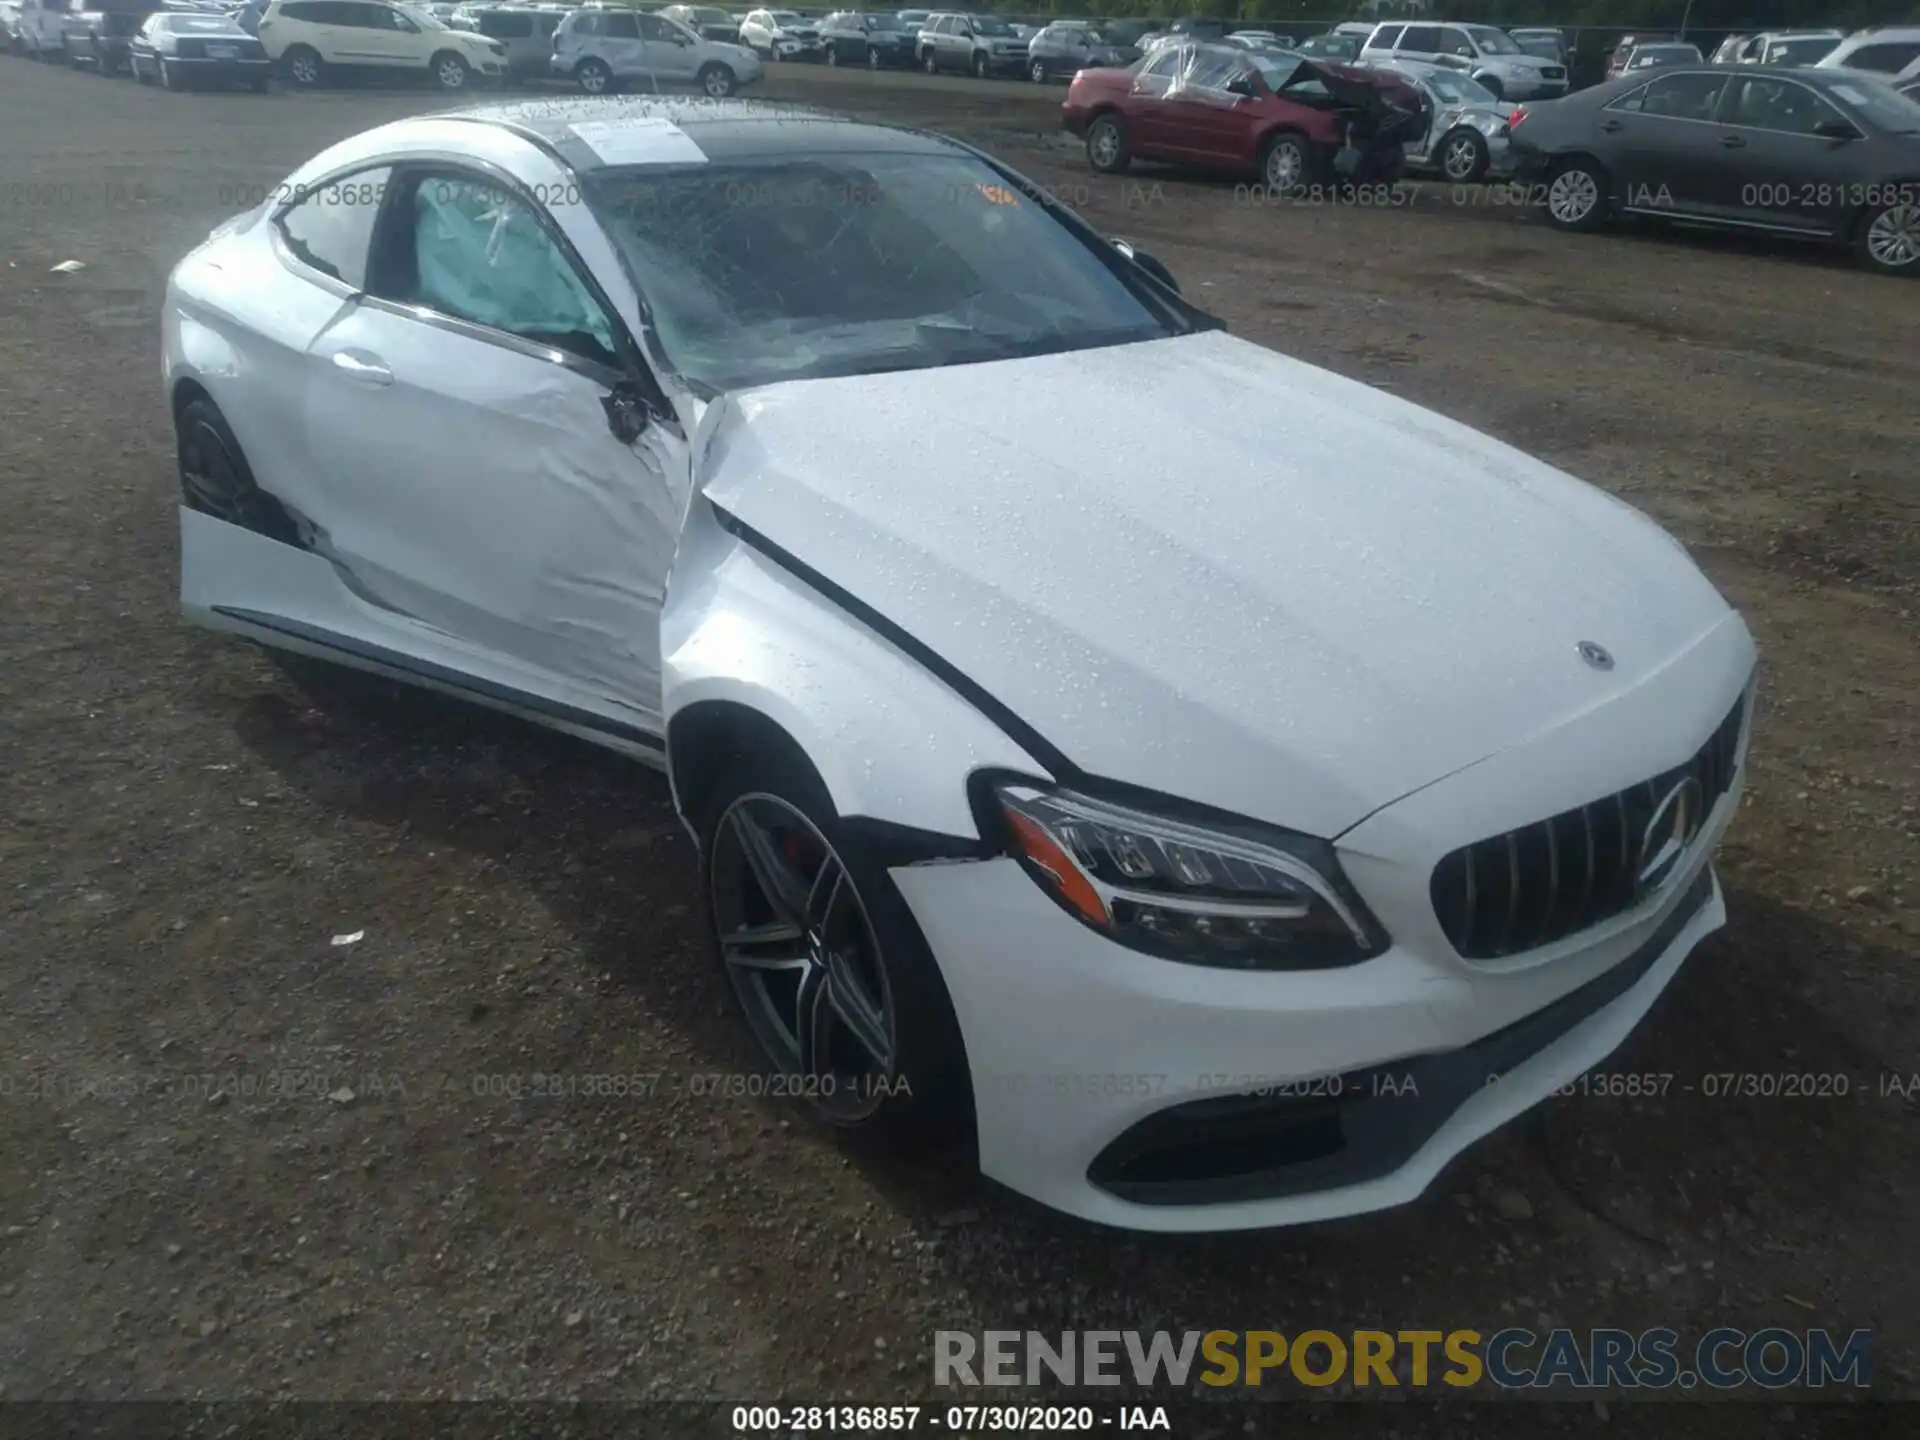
<box><xmin>1438</xmin><ymin>127</ymin><xmax>1490</xmax><ymax>184</ymax></box>
<box><xmin>823</xmin><ymin>42</ymin><xmax>837</xmax><ymax>66</ymax></box>
<box><xmin>1085</xmin><ymin>111</ymin><xmax>1129</xmax><ymax>174</ymax></box>
<box><xmin>1259</xmin><ymin>130</ymin><xmax>1312</xmax><ymax>193</ymax></box>
<box><xmin>1029</xmin><ymin>59</ymin><xmax>1046</xmax><ymax>83</ymax></box>
<box><xmin>133</xmin><ymin>57</ymin><xmax>150</xmax><ymax>84</ymax></box>
<box><xmin>1543</xmin><ymin>156</ymin><xmax>1610</xmax><ymax>233</ymax></box>
<box><xmin>867</xmin><ymin>46</ymin><xmax>881</xmax><ymax>70</ymax></box>
<box><xmin>574</xmin><ymin>56</ymin><xmax>611</xmax><ymax>94</ymax></box>
<box><xmin>283</xmin><ymin>44</ymin><xmax>322</xmax><ymax>88</ymax></box>
<box><xmin>1477</xmin><ymin>74</ymin><xmax>1503</xmax><ymax>102</ymax></box>
<box><xmin>697</xmin><ymin>61</ymin><xmax>734</xmax><ymax>98</ymax></box>
<box><xmin>922</xmin><ymin>48</ymin><xmax>936</xmax><ymax>74</ymax></box>
<box><xmin>970</xmin><ymin>50</ymin><xmax>986</xmax><ymax>79</ymax></box>
<box><xmin>694</xmin><ymin>739</ymin><xmax>971</xmax><ymax>1151</ymax></box>
<box><xmin>1857</xmin><ymin>200</ymin><xmax>1920</xmax><ymax>277</ymax></box>
<box><xmin>430</xmin><ymin>50</ymin><xmax>469</xmax><ymax>90</ymax></box>
<box><xmin>175</xmin><ymin>397</ymin><xmax>301</xmax><ymax>546</ymax></box>
<box><xmin>157</xmin><ymin>55</ymin><xmax>176</xmax><ymax>90</ymax></box>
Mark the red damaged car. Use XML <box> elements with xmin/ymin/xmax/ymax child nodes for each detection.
<box><xmin>1062</xmin><ymin>40</ymin><xmax>1428</xmax><ymax>191</ymax></box>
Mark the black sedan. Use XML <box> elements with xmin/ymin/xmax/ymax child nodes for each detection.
<box><xmin>1509</xmin><ymin>65</ymin><xmax>1920</xmax><ymax>275</ymax></box>
<box><xmin>129</xmin><ymin>11</ymin><xmax>270</xmax><ymax>90</ymax></box>
<box><xmin>820</xmin><ymin>11</ymin><xmax>914</xmax><ymax>68</ymax></box>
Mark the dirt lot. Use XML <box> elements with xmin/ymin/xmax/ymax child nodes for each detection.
<box><xmin>0</xmin><ymin>54</ymin><xmax>1916</xmax><ymax>1429</ymax></box>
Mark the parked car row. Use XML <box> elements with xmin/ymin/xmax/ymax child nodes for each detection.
<box><xmin>1057</xmin><ymin>36</ymin><xmax>1920</xmax><ymax>279</ymax></box>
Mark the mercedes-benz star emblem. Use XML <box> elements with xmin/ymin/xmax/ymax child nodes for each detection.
<box><xmin>1577</xmin><ymin>641</ymin><xmax>1615</xmax><ymax>671</ymax></box>
<box><xmin>1636</xmin><ymin>776</ymin><xmax>1705</xmax><ymax>898</ymax></box>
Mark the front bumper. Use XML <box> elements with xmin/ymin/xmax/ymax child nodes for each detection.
<box><xmin>982</xmin><ymin>49</ymin><xmax>1027</xmax><ymax>74</ymax></box>
<box><xmin>1505</xmin><ymin>75</ymin><xmax>1568</xmax><ymax>100</ymax></box>
<box><xmin>771</xmin><ymin>37</ymin><xmax>822</xmax><ymax>59</ymax></box>
<box><xmin>893</xmin><ymin>627</ymin><xmax>1753</xmax><ymax>1231</ymax></box>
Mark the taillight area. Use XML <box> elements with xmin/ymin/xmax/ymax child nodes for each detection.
<box><xmin>1508</xmin><ymin>105</ymin><xmax>1529</xmax><ymax>130</ymax></box>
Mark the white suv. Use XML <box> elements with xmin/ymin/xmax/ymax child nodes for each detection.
<box><xmin>550</xmin><ymin>7</ymin><xmax>761</xmax><ymax>96</ymax></box>
<box><xmin>1817</xmin><ymin>26</ymin><xmax>1920</xmax><ymax>85</ymax></box>
<box><xmin>1361</xmin><ymin>20</ymin><xmax>1566</xmax><ymax>101</ymax></box>
<box><xmin>256</xmin><ymin>0</ymin><xmax>507</xmax><ymax>89</ymax></box>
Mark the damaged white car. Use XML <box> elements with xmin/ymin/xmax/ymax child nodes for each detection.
<box><xmin>166</xmin><ymin>99</ymin><xmax>1756</xmax><ymax>1232</ymax></box>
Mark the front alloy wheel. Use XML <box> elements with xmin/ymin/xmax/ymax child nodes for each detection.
<box><xmin>1030</xmin><ymin>59</ymin><xmax>1045</xmax><ymax>83</ymax></box>
<box><xmin>1263</xmin><ymin>133</ymin><xmax>1308</xmax><ymax>192</ymax></box>
<box><xmin>867</xmin><ymin>46</ymin><xmax>881</xmax><ymax>70</ymax></box>
<box><xmin>710</xmin><ymin>794</ymin><xmax>899</xmax><ymax>1124</ymax></box>
<box><xmin>1545</xmin><ymin>159</ymin><xmax>1608</xmax><ymax>232</ymax></box>
<box><xmin>699</xmin><ymin>62</ymin><xmax>735</xmax><ymax>97</ymax></box>
<box><xmin>1860</xmin><ymin>202</ymin><xmax>1920</xmax><ymax>276</ymax></box>
<box><xmin>432</xmin><ymin>52</ymin><xmax>469</xmax><ymax>90</ymax></box>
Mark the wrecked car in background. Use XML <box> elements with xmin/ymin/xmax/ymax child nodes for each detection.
<box><xmin>165</xmin><ymin>98</ymin><xmax>1757</xmax><ymax>1232</ymax></box>
<box><xmin>1366</xmin><ymin>57</ymin><xmax>1514</xmax><ymax>183</ymax></box>
<box><xmin>1063</xmin><ymin>40</ymin><xmax>1428</xmax><ymax>191</ymax></box>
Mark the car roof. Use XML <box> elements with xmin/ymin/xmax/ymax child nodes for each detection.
<box><xmin>439</xmin><ymin>97</ymin><xmax>966</xmax><ymax>170</ymax></box>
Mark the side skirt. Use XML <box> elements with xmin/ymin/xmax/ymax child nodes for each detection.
<box><xmin>208</xmin><ymin>605</ymin><xmax>668</xmax><ymax>769</ymax></box>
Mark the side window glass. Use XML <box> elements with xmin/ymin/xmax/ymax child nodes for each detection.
<box><xmin>401</xmin><ymin>175</ymin><xmax>620</xmax><ymax>369</ymax></box>
<box><xmin>274</xmin><ymin>167</ymin><xmax>392</xmax><ymax>289</ymax></box>
<box><xmin>1727</xmin><ymin>77</ymin><xmax>1839</xmax><ymax>134</ymax></box>
<box><xmin>637</xmin><ymin>14</ymin><xmax>675</xmax><ymax>40</ymax></box>
<box><xmin>1638</xmin><ymin>73</ymin><xmax>1727</xmax><ymax>120</ymax></box>
<box><xmin>603</xmin><ymin>11</ymin><xmax>637</xmax><ymax>39</ymax></box>
<box><xmin>1399</xmin><ymin>26</ymin><xmax>1438</xmax><ymax>54</ymax></box>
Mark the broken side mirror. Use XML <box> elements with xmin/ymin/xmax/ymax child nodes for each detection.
<box><xmin>1226</xmin><ymin>74</ymin><xmax>1257</xmax><ymax>97</ymax></box>
<box><xmin>602</xmin><ymin>380</ymin><xmax>650</xmax><ymax>444</ymax></box>
<box><xmin>1111</xmin><ymin>238</ymin><xmax>1180</xmax><ymax>294</ymax></box>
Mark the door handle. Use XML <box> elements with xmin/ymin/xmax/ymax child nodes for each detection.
<box><xmin>331</xmin><ymin>349</ymin><xmax>392</xmax><ymax>386</ymax></box>
<box><xmin>1599</xmin><ymin>118</ymin><xmax>1623</xmax><ymax>132</ymax></box>
<box><xmin>1720</xmin><ymin>134</ymin><xmax>1745</xmax><ymax>148</ymax></box>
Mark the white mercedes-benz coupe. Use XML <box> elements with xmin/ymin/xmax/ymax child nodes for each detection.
<box><xmin>165</xmin><ymin>98</ymin><xmax>1756</xmax><ymax>1232</ymax></box>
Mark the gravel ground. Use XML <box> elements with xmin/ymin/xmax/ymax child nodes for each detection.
<box><xmin>0</xmin><ymin>54</ymin><xmax>1915</xmax><ymax>1432</ymax></box>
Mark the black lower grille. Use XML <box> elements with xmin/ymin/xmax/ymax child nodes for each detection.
<box><xmin>1430</xmin><ymin>688</ymin><xmax>1748</xmax><ymax>960</ymax></box>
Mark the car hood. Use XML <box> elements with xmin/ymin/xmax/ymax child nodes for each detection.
<box><xmin>693</xmin><ymin>330</ymin><xmax>1734</xmax><ymax>839</ymax></box>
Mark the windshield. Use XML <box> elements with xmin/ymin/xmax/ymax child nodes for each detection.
<box><xmin>399</xmin><ymin>4</ymin><xmax>445</xmax><ymax>29</ymax></box>
<box><xmin>1635</xmin><ymin>45</ymin><xmax>1699</xmax><ymax>62</ymax></box>
<box><xmin>693</xmin><ymin>7</ymin><xmax>728</xmax><ymax>19</ymax></box>
<box><xmin>971</xmin><ymin>18</ymin><xmax>1012</xmax><ymax>37</ymax></box>
<box><xmin>1828</xmin><ymin>76</ymin><xmax>1920</xmax><ymax>132</ymax></box>
<box><xmin>1463</xmin><ymin>26</ymin><xmax>1519</xmax><ymax>55</ymax></box>
<box><xmin>1513</xmin><ymin>36</ymin><xmax>1560</xmax><ymax>59</ymax></box>
<box><xmin>586</xmin><ymin>155</ymin><xmax>1177</xmax><ymax>391</ymax></box>
<box><xmin>768</xmin><ymin>11</ymin><xmax>802</xmax><ymax>24</ymax></box>
<box><xmin>865</xmin><ymin>14</ymin><xmax>901</xmax><ymax>29</ymax></box>
<box><xmin>1769</xmin><ymin>36</ymin><xmax>1840</xmax><ymax>65</ymax></box>
<box><xmin>167</xmin><ymin>14</ymin><xmax>239</xmax><ymax>30</ymax></box>
<box><xmin>1421</xmin><ymin>69</ymin><xmax>1497</xmax><ymax>105</ymax></box>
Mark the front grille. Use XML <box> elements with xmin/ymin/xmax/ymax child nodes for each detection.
<box><xmin>1542</xmin><ymin>65</ymin><xmax>1565</xmax><ymax>78</ymax></box>
<box><xmin>1430</xmin><ymin>689</ymin><xmax>1748</xmax><ymax>960</ymax></box>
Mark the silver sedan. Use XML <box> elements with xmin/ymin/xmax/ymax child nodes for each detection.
<box><xmin>1371</xmin><ymin>60</ymin><xmax>1516</xmax><ymax>184</ymax></box>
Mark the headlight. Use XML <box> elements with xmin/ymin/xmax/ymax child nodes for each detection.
<box><xmin>985</xmin><ymin>779</ymin><xmax>1388</xmax><ymax>969</ymax></box>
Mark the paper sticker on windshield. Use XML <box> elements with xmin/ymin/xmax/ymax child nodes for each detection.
<box><xmin>568</xmin><ymin>118</ymin><xmax>708</xmax><ymax>167</ymax></box>
<box><xmin>973</xmin><ymin>183</ymin><xmax>1022</xmax><ymax>207</ymax></box>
